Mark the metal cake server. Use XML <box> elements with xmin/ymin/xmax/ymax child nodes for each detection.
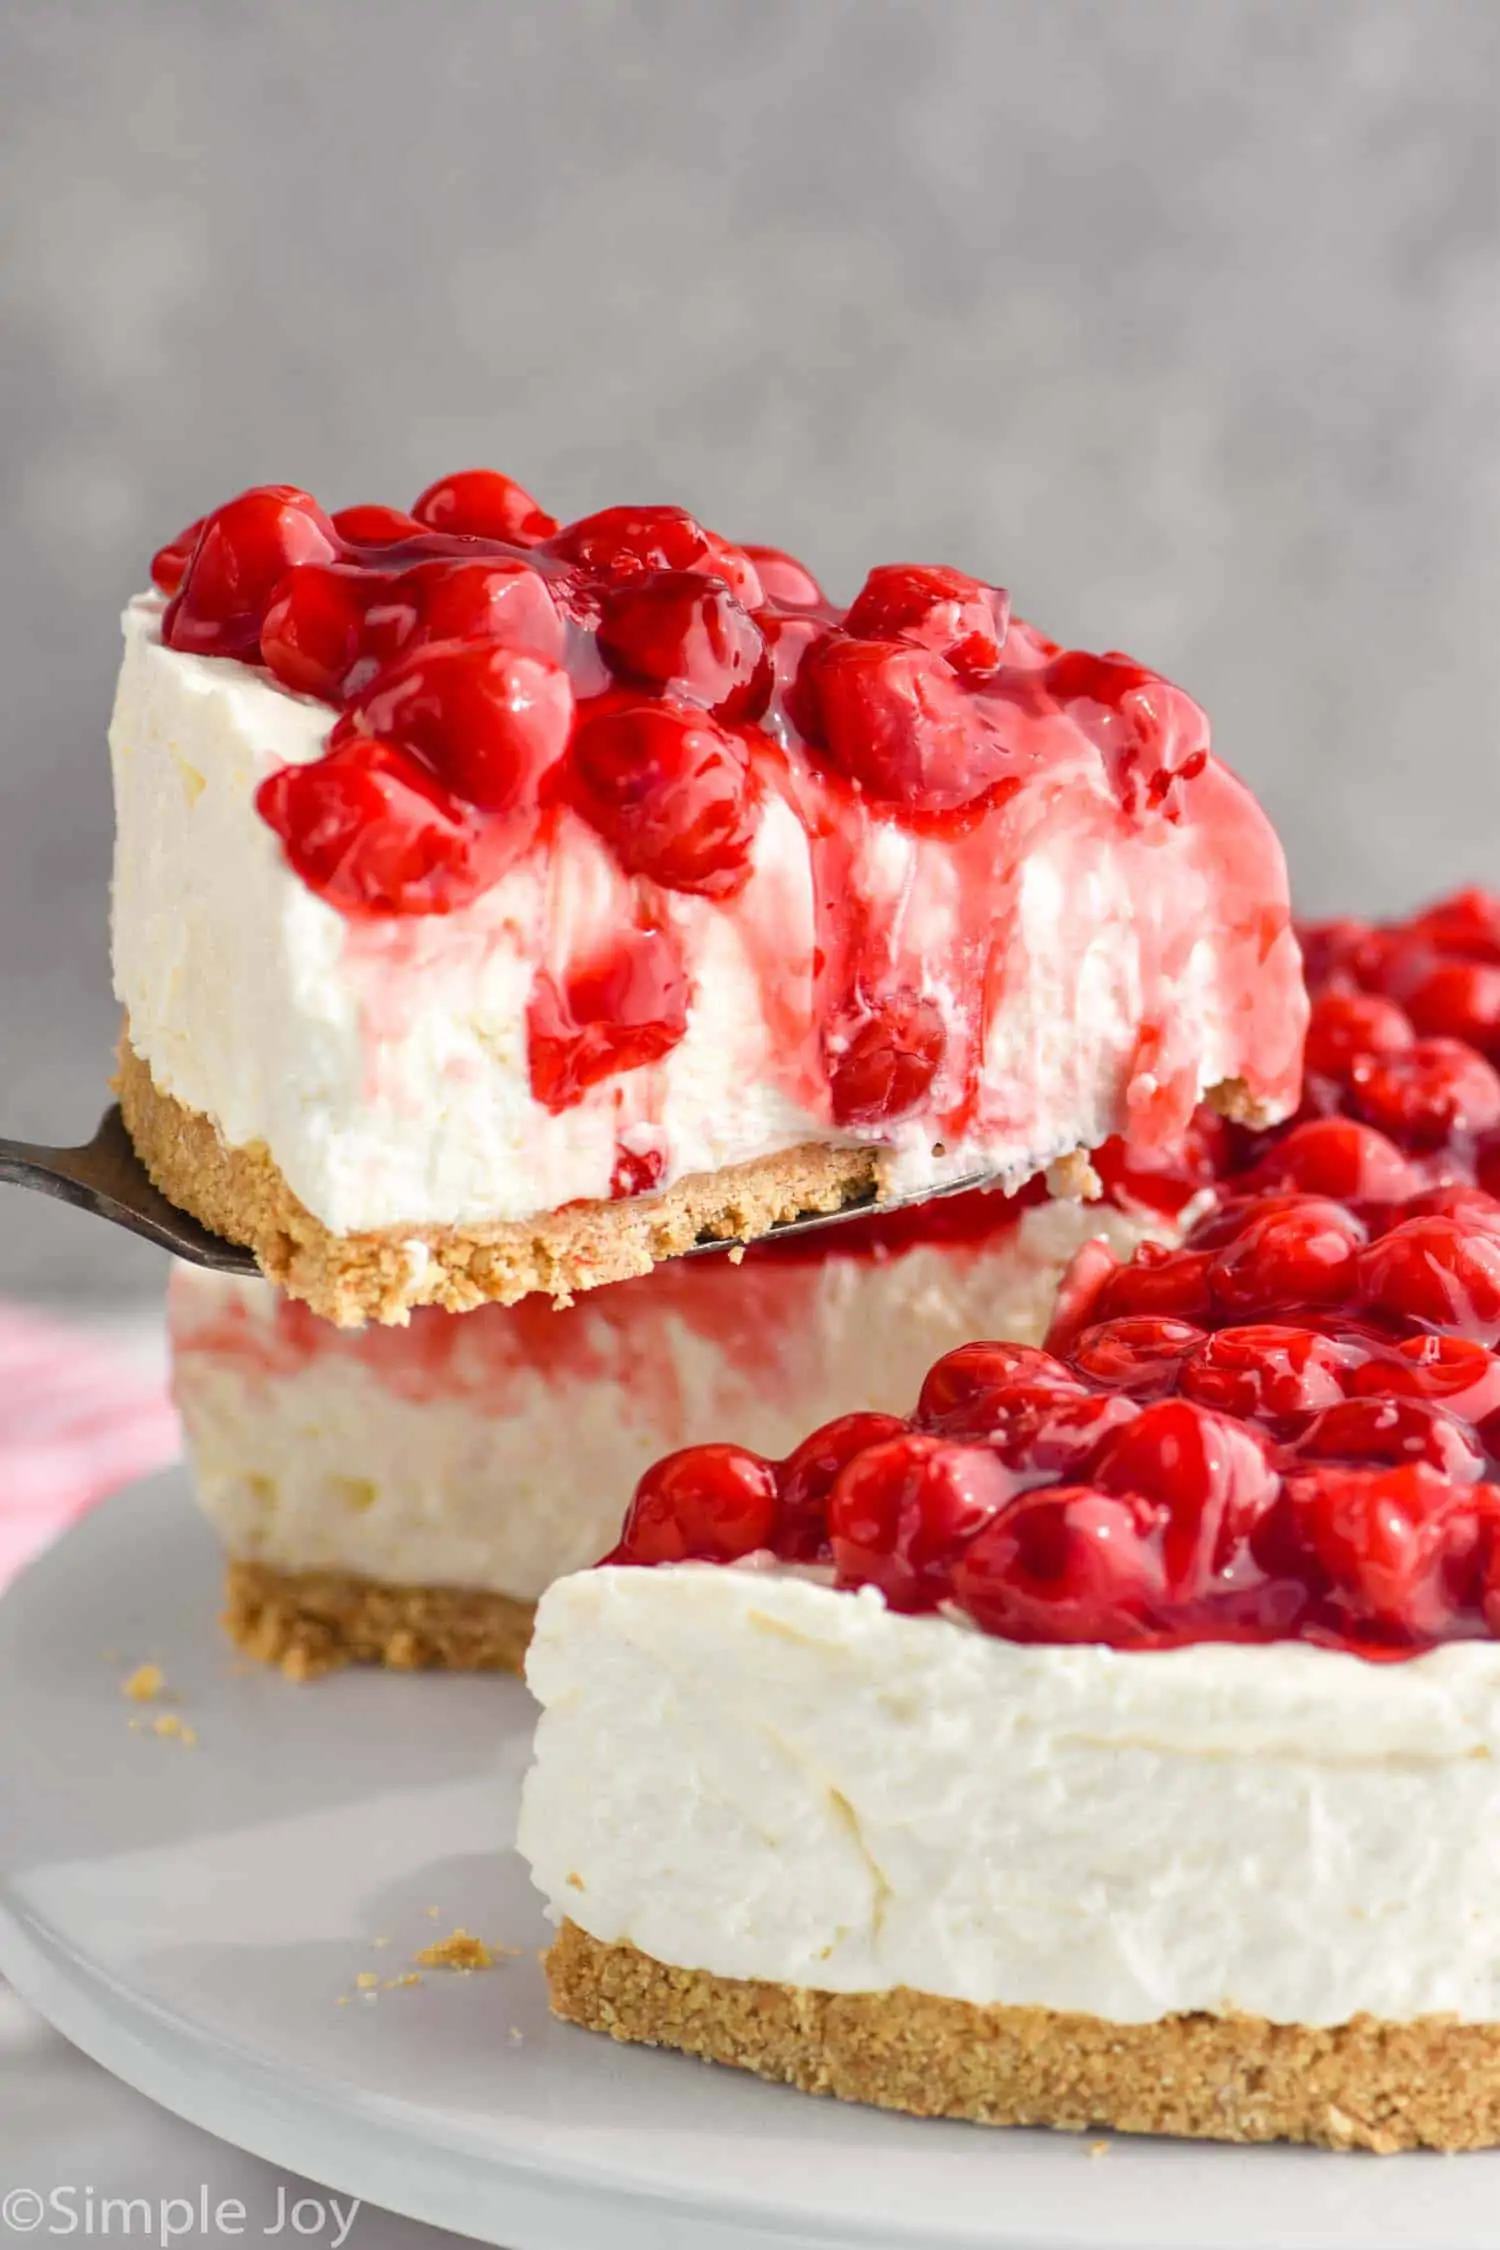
<box><xmin>0</xmin><ymin>1105</ymin><xmax>1006</xmax><ymax>1275</ymax></box>
<box><xmin>0</xmin><ymin>1105</ymin><xmax>260</xmax><ymax>1274</ymax></box>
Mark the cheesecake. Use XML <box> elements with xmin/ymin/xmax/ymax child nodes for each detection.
<box><xmin>519</xmin><ymin>891</ymin><xmax>1500</xmax><ymax>2151</ymax></box>
<box><xmin>111</xmin><ymin>474</ymin><xmax>1303</xmax><ymax>1324</ymax></box>
<box><xmin>169</xmin><ymin>1175</ymin><xmax>1182</xmax><ymax>1677</ymax></box>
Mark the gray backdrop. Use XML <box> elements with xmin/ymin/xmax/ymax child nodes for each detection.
<box><xmin>2</xmin><ymin>0</ymin><xmax>1497</xmax><ymax>1301</ymax></box>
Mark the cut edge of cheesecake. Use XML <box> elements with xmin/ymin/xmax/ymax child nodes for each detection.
<box><xmin>118</xmin><ymin>1029</ymin><xmax>1267</xmax><ymax>1326</ymax></box>
<box><xmin>544</xmin><ymin>1921</ymin><xmax>1500</xmax><ymax>2154</ymax></box>
<box><xmin>223</xmin><ymin>1558</ymin><xmax>536</xmax><ymax>1680</ymax></box>
<box><xmin>121</xmin><ymin>1026</ymin><xmax>1267</xmax><ymax>1326</ymax></box>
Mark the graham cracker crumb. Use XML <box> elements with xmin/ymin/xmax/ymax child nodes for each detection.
<box><xmin>415</xmin><ymin>1928</ymin><xmax>497</xmax><ymax>1971</ymax></box>
<box><xmin>222</xmin><ymin>1559</ymin><xmax>535</xmax><ymax>1678</ymax></box>
<box><xmin>151</xmin><ymin>1712</ymin><xmax>182</xmax><ymax>1739</ymax></box>
<box><xmin>544</xmin><ymin>1922</ymin><xmax>1500</xmax><ymax>2153</ymax></box>
<box><xmin>372</xmin><ymin>1936</ymin><xmax>392</xmax><ymax>1950</ymax></box>
<box><xmin>122</xmin><ymin>1663</ymin><xmax>165</xmax><ymax>1702</ymax></box>
<box><xmin>355</xmin><ymin>1972</ymin><xmax>380</xmax><ymax>1991</ymax></box>
<box><xmin>385</xmin><ymin>1973</ymin><xmax>422</xmax><ymax>1991</ymax></box>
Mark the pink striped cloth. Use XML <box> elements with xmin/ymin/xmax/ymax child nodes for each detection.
<box><xmin>0</xmin><ymin>1302</ymin><xmax>181</xmax><ymax>1589</ymax></box>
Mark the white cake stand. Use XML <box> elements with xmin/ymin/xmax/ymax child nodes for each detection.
<box><xmin>0</xmin><ymin>1471</ymin><xmax>1492</xmax><ymax>2250</ymax></box>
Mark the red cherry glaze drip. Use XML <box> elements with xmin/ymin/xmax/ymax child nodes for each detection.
<box><xmin>154</xmin><ymin>475</ymin><xmax>1275</xmax><ymax>1126</ymax></box>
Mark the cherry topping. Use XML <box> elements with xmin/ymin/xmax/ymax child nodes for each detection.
<box><xmin>548</xmin><ymin>503</ymin><xmax>714</xmax><ymax>582</ymax></box>
<box><xmin>613</xmin><ymin>1445</ymin><xmax>778</xmax><ymax>1564</ymax></box>
<box><xmin>950</xmin><ymin>1487</ymin><xmax>1169</xmax><ymax>1645</ymax></box>
<box><xmin>569</xmin><ymin>702</ymin><xmax>759</xmax><ymax>897</ymax></box>
<box><xmin>828</xmin><ymin>1433</ymin><xmax>1014</xmax><ymax>1611</ymax></box>
<box><xmin>915</xmin><ymin>1341</ymin><xmax>1080</xmax><ymax>1438</ymax></box>
<box><xmin>776</xmin><ymin>1411</ymin><xmax>907</xmax><ymax>1563</ymax></box>
<box><xmin>1357</xmin><ymin>1216</ymin><xmax>1500</xmax><ymax>1344</ymax></box>
<box><xmin>1402</xmin><ymin>959</ymin><xmax>1500</xmax><ymax>1053</ymax></box>
<box><xmin>1293</xmin><ymin>1396</ymin><xmax>1485</xmax><ymax>1482</ymax></box>
<box><xmin>597</xmin><ymin>572</ymin><xmax>771</xmax><ymax>720</ymax></box>
<box><xmin>823</xmin><ymin>990</ymin><xmax>946</xmax><ymax>1127</ymax></box>
<box><xmin>843</xmin><ymin>563</ymin><xmax>1010</xmax><ymax>682</ymax></box>
<box><xmin>391</xmin><ymin>558</ymin><xmax>566</xmax><ymax>663</ymax></box>
<box><xmin>150</xmin><ymin>516</ymin><xmax>205</xmax><ymax>595</ymax></box>
<box><xmin>1248</xmin><ymin>1117</ymin><xmax>1415</xmax><ymax>1205</ymax></box>
<box><xmin>526</xmin><ymin>927</ymin><xmax>690</xmax><ymax>1111</ymax></box>
<box><xmin>1179</xmin><ymin>1325</ymin><xmax>1357</xmax><ymax>1420</ymax></box>
<box><xmin>609</xmin><ymin>1144</ymin><xmax>666</xmax><ymax>1201</ymax></box>
<box><xmin>1044</xmin><ymin>650</ymin><xmax>1208</xmax><ymax>817</ymax></box>
<box><xmin>260</xmin><ymin>565</ymin><xmax>383</xmax><ymax>703</ymax></box>
<box><xmin>1348</xmin><ymin>1038</ymin><xmax>1500</xmax><ymax>1147</ymax></box>
<box><xmin>255</xmin><ymin>738</ymin><xmax>486</xmax><ymax>917</ymax></box>
<box><xmin>1070</xmin><ymin>1317</ymin><xmax>1207</xmax><ymax>1398</ymax></box>
<box><xmin>164</xmin><ymin>486</ymin><xmax>339</xmax><ymax>660</ymax></box>
<box><xmin>803</xmin><ymin>638</ymin><xmax>1014</xmax><ymax>812</ymax></box>
<box><xmin>1206</xmin><ymin>1197</ymin><xmax>1365</xmax><ymax>1317</ymax></box>
<box><xmin>332</xmin><ymin>504</ymin><xmax>426</xmax><ymax>546</ymax></box>
<box><xmin>1303</xmin><ymin>989</ymin><xmax>1412</xmax><ymax>1079</ymax></box>
<box><xmin>341</xmin><ymin>641</ymin><xmax>573</xmax><ymax>819</ymax></box>
<box><xmin>1290</xmin><ymin>1464</ymin><xmax>1462</xmax><ymax>1640</ymax></box>
<box><xmin>1348</xmin><ymin>1332</ymin><xmax>1500</xmax><ymax>1425</ymax></box>
<box><xmin>741</xmin><ymin>543</ymin><xmax>824</xmax><ymax>607</ymax></box>
<box><xmin>1088</xmin><ymin>1397</ymin><xmax>1276</xmax><ymax>1594</ymax></box>
<box><xmin>411</xmin><ymin>468</ymin><xmax>558</xmax><ymax>546</ymax></box>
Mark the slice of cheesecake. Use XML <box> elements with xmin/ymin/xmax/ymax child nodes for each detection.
<box><xmin>112</xmin><ymin>474</ymin><xmax>1303</xmax><ymax>1323</ymax></box>
<box><xmin>169</xmin><ymin>1173</ymin><xmax>1181</xmax><ymax>1677</ymax></box>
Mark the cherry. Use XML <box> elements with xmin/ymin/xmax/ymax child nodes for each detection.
<box><xmin>1348</xmin><ymin>1333</ymin><xmax>1500</xmax><ymax>1426</ymax></box>
<box><xmin>802</xmin><ymin>637</ymin><xmax>1015</xmax><ymax>812</ymax></box>
<box><xmin>612</xmin><ymin>1444</ymin><xmax>778</xmax><ymax>1565</ymax></box>
<box><xmin>526</xmin><ymin>927</ymin><xmax>690</xmax><ymax>1110</ymax></box>
<box><xmin>1207</xmin><ymin>1197</ymin><xmax>1365</xmax><ymax>1316</ymax></box>
<box><xmin>332</xmin><ymin>504</ymin><xmax>426</xmax><ymax>546</ymax></box>
<box><xmin>1290</xmin><ymin>1464</ymin><xmax>1461</xmax><ymax>1640</ymax></box>
<box><xmin>915</xmin><ymin>1341</ymin><xmax>1080</xmax><ymax>1438</ymax></box>
<box><xmin>260</xmin><ymin>564</ymin><xmax>384</xmax><ymax>703</ymax></box>
<box><xmin>548</xmin><ymin>504</ymin><xmax>714</xmax><ymax>581</ymax></box>
<box><xmin>1303</xmin><ymin>989</ymin><xmax>1412</xmax><ymax>1080</ymax></box>
<box><xmin>742</xmin><ymin>543</ymin><xmax>824</xmax><ymax>607</ymax></box>
<box><xmin>764</xmin><ymin>613</ymin><xmax>830</xmax><ymax>711</ymax></box>
<box><xmin>1179</xmin><ymin>1325</ymin><xmax>1357</xmax><ymax>1420</ymax></box>
<box><xmin>1402</xmin><ymin>959</ymin><xmax>1500</xmax><ymax>1054</ymax></box>
<box><xmin>1358</xmin><ymin>1216</ymin><xmax>1500</xmax><ymax>1344</ymax></box>
<box><xmin>1349</xmin><ymin>1038</ymin><xmax>1500</xmax><ymax>1148</ymax></box>
<box><xmin>988</xmin><ymin>1385</ymin><xmax>1141</xmax><ymax>1479</ymax></box>
<box><xmin>569</xmin><ymin>701</ymin><xmax>759</xmax><ymax>897</ymax></box>
<box><xmin>1043</xmin><ymin>1236</ymin><xmax>1123</xmax><ymax>1356</ymax></box>
<box><xmin>1407</xmin><ymin>888</ymin><xmax>1500</xmax><ymax>966</ymax></box>
<box><xmin>163</xmin><ymin>486</ymin><xmax>340</xmax><ymax>660</ymax></box>
<box><xmin>1044</xmin><ymin>649</ymin><xmax>1208</xmax><ymax>817</ymax></box>
<box><xmin>411</xmin><ymin>468</ymin><xmax>557</xmax><ymax>546</ymax></box>
<box><xmin>1249</xmin><ymin>1118</ymin><xmax>1416</xmax><ymax>1205</ymax></box>
<box><xmin>828</xmin><ymin>1433</ymin><xmax>1015</xmax><ymax>1610</ymax></box>
<box><xmin>341</xmin><ymin>640</ymin><xmax>573</xmax><ymax>819</ymax></box>
<box><xmin>1089</xmin><ymin>1396</ymin><xmax>1277</xmax><ymax>1594</ymax></box>
<box><xmin>390</xmin><ymin>559</ymin><xmax>566</xmax><ymax>664</ymax></box>
<box><xmin>1069</xmin><ymin>1317</ymin><xmax>1206</xmax><ymax>1398</ymax></box>
<box><xmin>598</xmin><ymin>572</ymin><xmax>771</xmax><ymax>720</ymax></box>
<box><xmin>609</xmin><ymin>1144</ymin><xmax>665</xmax><ymax>1201</ymax></box>
<box><xmin>149</xmin><ymin>515</ymin><xmax>205</xmax><ymax>595</ymax></box>
<box><xmin>1293</xmin><ymin>1395</ymin><xmax>1485</xmax><ymax>1482</ymax></box>
<box><xmin>950</xmin><ymin>1486</ymin><xmax>1169</xmax><ymax>1645</ymax></box>
<box><xmin>1091</xmin><ymin>1243</ymin><xmax>1215</xmax><ymax>1324</ymax></box>
<box><xmin>843</xmin><ymin>563</ymin><xmax>1010</xmax><ymax>683</ymax></box>
<box><xmin>823</xmin><ymin>990</ymin><xmax>946</xmax><ymax>1127</ymax></box>
<box><xmin>256</xmin><ymin>737</ymin><xmax>486</xmax><ymax>916</ymax></box>
<box><xmin>775</xmin><ymin>1411</ymin><xmax>907</xmax><ymax>1562</ymax></box>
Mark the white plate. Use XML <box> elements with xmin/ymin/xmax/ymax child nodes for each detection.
<box><xmin>2</xmin><ymin>1473</ymin><xmax>1498</xmax><ymax>2250</ymax></box>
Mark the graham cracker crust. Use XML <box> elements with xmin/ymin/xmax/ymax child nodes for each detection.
<box><xmin>116</xmin><ymin>1034</ymin><xmax>889</xmax><ymax>1326</ymax></box>
<box><xmin>224</xmin><ymin>1559</ymin><xmax>535</xmax><ymax>1681</ymax></box>
<box><xmin>545</xmin><ymin>1922</ymin><xmax>1500</xmax><ymax>2153</ymax></box>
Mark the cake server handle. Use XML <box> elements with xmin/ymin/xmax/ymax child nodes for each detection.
<box><xmin>0</xmin><ymin>1105</ymin><xmax>260</xmax><ymax>1274</ymax></box>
